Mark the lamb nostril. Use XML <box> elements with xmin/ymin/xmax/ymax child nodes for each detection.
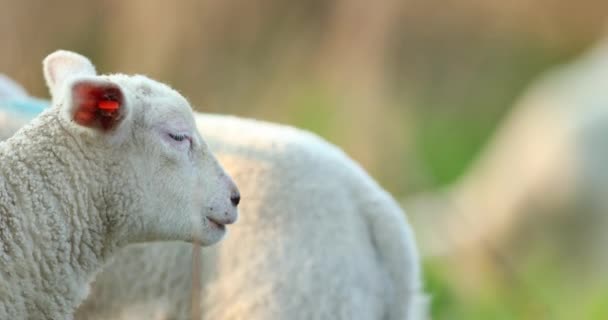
<box><xmin>230</xmin><ymin>192</ymin><xmax>240</xmax><ymax>206</ymax></box>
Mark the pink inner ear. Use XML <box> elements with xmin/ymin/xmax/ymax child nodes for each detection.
<box><xmin>72</xmin><ymin>82</ymin><xmax>124</xmax><ymax>131</ymax></box>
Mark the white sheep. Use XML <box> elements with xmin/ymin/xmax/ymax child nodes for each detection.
<box><xmin>408</xmin><ymin>36</ymin><xmax>608</xmax><ymax>274</ymax></box>
<box><xmin>0</xmin><ymin>50</ymin><xmax>239</xmax><ymax>319</ymax></box>
<box><xmin>1</xmin><ymin>72</ymin><xmax>427</xmax><ymax>319</ymax></box>
<box><xmin>0</xmin><ymin>74</ymin><xmax>48</xmax><ymax>141</ymax></box>
<box><xmin>73</xmin><ymin>113</ymin><xmax>427</xmax><ymax>320</ymax></box>
<box><xmin>0</xmin><ymin>74</ymin><xmax>28</xmax><ymax>98</ymax></box>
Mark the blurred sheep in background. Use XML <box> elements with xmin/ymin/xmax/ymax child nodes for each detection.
<box><xmin>0</xmin><ymin>74</ymin><xmax>47</xmax><ymax>140</ymax></box>
<box><xmin>409</xmin><ymin>34</ymin><xmax>608</xmax><ymax>303</ymax></box>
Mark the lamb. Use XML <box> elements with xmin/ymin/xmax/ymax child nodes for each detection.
<box><xmin>408</xmin><ymin>36</ymin><xmax>608</xmax><ymax>275</ymax></box>
<box><xmin>0</xmin><ymin>76</ymin><xmax>427</xmax><ymax>319</ymax></box>
<box><xmin>72</xmin><ymin>113</ymin><xmax>427</xmax><ymax>320</ymax></box>
<box><xmin>0</xmin><ymin>74</ymin><xmax>48</xmax><ymax>140</ymax></box>
<box><xmin>0</xmin><ymin>50</ymin><xmax>239</xmax><ymax>319</ymax></box>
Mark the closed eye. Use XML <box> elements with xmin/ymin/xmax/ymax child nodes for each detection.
<box><xmin>168</xmin><ymin>133</ymin><xmax>188</xmax><ymax>142</ymax></box>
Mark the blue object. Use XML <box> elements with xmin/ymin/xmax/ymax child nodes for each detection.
<box><xmin>0</xmin><ymin>97</ymin><xmax>50</xmax><ymax>118</ymax></box>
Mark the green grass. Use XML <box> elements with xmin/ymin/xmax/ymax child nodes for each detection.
<box><xmin>424</xmin><ymin>255</ymin><xmax>608</xmax><ymax>320</ymax></box>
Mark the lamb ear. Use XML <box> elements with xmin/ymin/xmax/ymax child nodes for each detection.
<box><xmin>43</xmin><ymin>50</ymin><xmax>96</xmax><ymax>97</ymax></box>
<box><xmin>64</xmin><ymin>78</ymin><xmax>127</xmax><ymax>132</ymax></box>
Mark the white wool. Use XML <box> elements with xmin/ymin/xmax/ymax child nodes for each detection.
<box><xmin>0</xmin><ymin>112</ymin><xmax>31</xmax><ymax>144</ymax></box>
<box><xmin>0</xmin><ymin>51</ymin><xmax>238</xmax><ymax>319</ymax></box>
<box><xmin>73</xmin><ymin>113</ymin><xmax>428</xmax><ymax>320</ymax></box>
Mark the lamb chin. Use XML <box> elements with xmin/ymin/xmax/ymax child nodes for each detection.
<box><xmin>207</xmin><ymin>218</ymin><xmax>227</xmax><ymax>231</ymax></box>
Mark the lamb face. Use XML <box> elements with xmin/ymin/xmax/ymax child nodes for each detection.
<box><xmin>43</xmin><ymin>50</ymin><xmax>239</xmax><ymax>245</ymax></box>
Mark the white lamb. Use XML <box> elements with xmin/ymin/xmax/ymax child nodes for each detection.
<box><xmin>408</xmin><ymin>36</ymin><xmax>608</xmax><ymax>274</ymax></box>
<box><xmin>0</xmin><ymin>74</ymin><xmax>48</xmax><ymax>140</ymax></box>
<box><xmin>1</xmin><ymin>68</ymin><xmax>427</xmax><ymax>319</ymax></box>
<box><xmin>0</xmin><ymin>50</ymin><xmax>239</xmax><ymax>319</ymax></box>
<box><xmin>74</xmin><ymin>113</ymin><xmax>427</xmax><ymax>320</ymax></box>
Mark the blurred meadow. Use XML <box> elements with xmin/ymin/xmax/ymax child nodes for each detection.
<box><xmin>2</xmin><ymin>0</ymin><xmax>608</xmax><ymax>318</ymax></box>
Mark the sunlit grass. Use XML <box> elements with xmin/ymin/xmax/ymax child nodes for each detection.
<box><xmin>424</xmin><ymin>253</ymin><xmax>608</xmax><ymax>320</ymax></box>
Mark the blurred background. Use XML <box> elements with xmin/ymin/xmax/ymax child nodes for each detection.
<box><xmin>2</xmin><ymin>0</ymin><xmax>608</xmax><ymax>318</ymax></box>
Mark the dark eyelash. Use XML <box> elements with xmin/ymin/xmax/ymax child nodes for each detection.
<box><xmin>168</xmin><ymin>133</ymin><xmax>188</xmax><ymax>142</ymax></box>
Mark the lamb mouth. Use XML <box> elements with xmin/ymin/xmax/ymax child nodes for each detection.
<box><xmin>206</xmin><ymin>217</ymin><xmax>227</xmax><ymax>230</ymax></box>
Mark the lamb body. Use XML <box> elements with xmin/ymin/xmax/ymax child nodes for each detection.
<box><xmin>73</xmin><ymin>113</ymin><xmax>427</xmax><ymax>320</ymax></box>
<box><xmin>408</xmin><ymin>37</ymin><xmax>608</xmax><ymax>274</ymax></box>
<box><xmin>0</xmin><ymin>74</ymin><xmax>48</xmax><ymax>140</ymax></box>
<box><xmin>0</xmin><ymin>51</ymin><xmax>238</xmax><ymax>319</ymax></box>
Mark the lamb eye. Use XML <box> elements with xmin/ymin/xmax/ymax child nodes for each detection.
<box><xmin>168</xmin><ymin>133</ymin><xmax>187</xmax><ymax>142</ymax></box>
